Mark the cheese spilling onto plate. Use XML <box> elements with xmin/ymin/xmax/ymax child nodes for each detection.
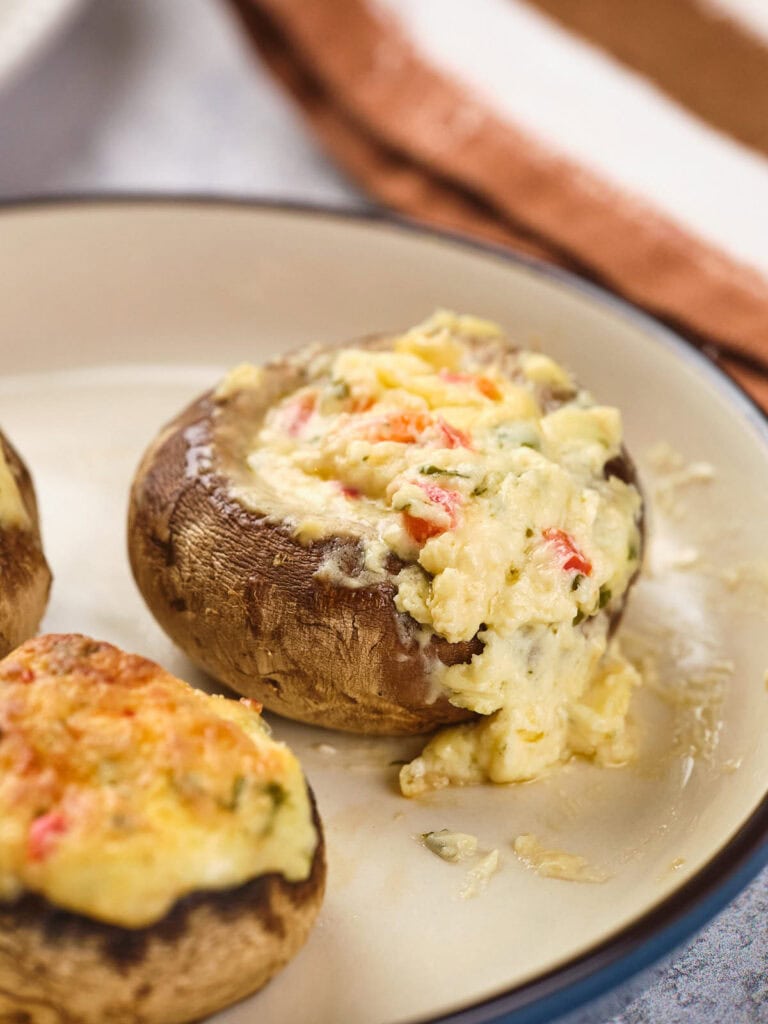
<box><xmin>239</xmin><ymin>312</ymin><xmax>643</xmax><ymax>793</ymax></box>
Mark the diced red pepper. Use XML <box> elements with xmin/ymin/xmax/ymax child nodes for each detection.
<box><xmin>439</xmin><ymin>370</ymin><xmax>471</xmax><ymax>385</ymax></box>
<box><xmin>542</xmin><ymin>528</ymin><xmax>592</xmax><ymax>575</ymax></box>
<box><xmin>350</xmin><ymin>395</ymin><xmax>374</xmax><ymax>414</ymax></box>
<box><xmin>475</xmin><ymin>377</ymin><xmax>502</xmax><ymax>401</ymax></box>
<box><xmin>436</xmin><ymin>417</ymin><xmax>471</xmax><ymax>449</ymax></box>
<box><xmin>337</xmin><ymin>483</ymin><xmax>361</xmax><ymax>499</ymax></box>
<box><xmin>439</xmin><ymin>370</ymin><xmax>501</xmax><ymax>401</ymax></box>
<box><xmin>364</xmin><ymin>411</ymin><xmax>432</xmax><ymax>444</ymax></box>
<box><xmin>402</xmin><ymin>514</ymin><xmax>438</xmax><ymax>545</ymax></box>
<box><xmin>403</xmin><ymin>483</ymin><xmax>461</xmax><ymax>544</ymax></box>
<box><xmin>5</xmin><ymin>664</ymin><xmax>35</xmax><ymax>683</ymax></box>
<box><xmin>27</xmin><ymin>811</ymin><xmax>68</xmax><ymax>862</ymax></box>
<box><xmin>421</xmin><ymin>482</ymin><xmax>462</xmax><ymax>512</ymax></box>
<box><xmin>284</xmin><ymin>392</ymin><xmax>316</xmax><ymax>436</ymax></box>
<box><xmin>362</xmin><ymin>410</ymin><xmax>471</xmax><ymax>449</ymax></box>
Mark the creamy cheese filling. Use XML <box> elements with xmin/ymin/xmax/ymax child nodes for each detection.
<box><xmin>0</xmin><ymin>636</ymin><xmax>318</xmax><ymax>928</ymax></box>
<box><xmin>236</xmin><ymin>312</ymin><xmax>642</xmax><ymax>794</ymax></box>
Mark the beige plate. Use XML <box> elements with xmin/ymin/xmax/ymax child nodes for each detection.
<box><xmin>1</xmin><ymin>200</ymin><xmax>767</xmax><ymax>1024</ymax></box>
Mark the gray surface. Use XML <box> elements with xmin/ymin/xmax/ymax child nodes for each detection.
<box><xmin>0</xmin><ymin>2</ymin><xmax>765</xmax><ymax>1022</ymax></box>
<box><xmin>0</xmin><ymin>0</ymin><xmax>363</xmax><ymax>203</ymax></box>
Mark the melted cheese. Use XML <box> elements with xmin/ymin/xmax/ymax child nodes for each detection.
<box><xmin>214</xmin><ymin>362</ymin><xmax>265</xmax><ymax>401</ymax></box>
<box><xmin>0</xmin><ymin>635</ymin><xmax>317</xmax><ymax>928</ymax></box>
<box><xmin>460</xmin><ymin>849</ymin><xmax>500</xmax><ymax>899</ymax></box>
<box><xmin>0</xmin><ymin>445</ymin><xmax>29</xmax><ymax>528</ymax></box>
<box><xmin>233</xmin><ymin>312</ymin><xmax>643</xmax><ymax>794</ymax></box>
<box><xmin>422</xmin><ymin>829</ymin><xmax>478</xmax><ymax>862</ymax></box>
<box><xmin>513</xmin><ymin>834</ymin><xmax>608</xmax><ymax>883</ymax></box>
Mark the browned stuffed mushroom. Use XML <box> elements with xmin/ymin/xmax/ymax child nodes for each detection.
<box><xmin>128</xmin><ymin>312</ymin><xmax>643</xmax><ymax>794</ymax></box>
<box><xmin>0</xmin><ymin>634</ymin><xmax>325</xmax><ymax>1024</ymax></box>
<box><xmin>0</xmin><ymin>429</ymin><xmax>51</xmax><ymax>655</ymax></box>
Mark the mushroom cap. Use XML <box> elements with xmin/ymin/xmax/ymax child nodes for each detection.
<box><xmin>128</xmin><ymin>333</ymin><xmax>643</xmax><ymax>736</ymax></box>
<box><xmin>0</xmin><ymin>800</ymin><xmax>325</xmax><ymax>1024</ymax></box>
<box><xmin>0</xmin><ymin>431</ymin><xmax>51</xmax><ymax>657</ymax></box>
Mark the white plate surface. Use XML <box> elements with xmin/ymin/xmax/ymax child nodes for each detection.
<box><xmin>0</xmin><ymin>200</ymin><xmax>767</xmax><ymax>1024</ymax></box>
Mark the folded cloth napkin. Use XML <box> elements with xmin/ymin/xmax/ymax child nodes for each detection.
<box><xmin>228</xmin><ymin>0</ymin><xmax>768</xmax><ymax>408</ymax></box>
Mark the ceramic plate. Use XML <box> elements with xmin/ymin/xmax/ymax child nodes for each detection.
<box><xmin>0</xmin><ymin>0</ymin><xmax>87</xmax><ymax>87</ymax></box>
<box><xmin>1</xmin><ymin>199</ymin><xmax>767</xmax><ymax>1024</ymax></box>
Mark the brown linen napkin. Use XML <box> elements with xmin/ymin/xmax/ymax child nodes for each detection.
<box><xmin>228</xmin><ymin>0</ymin><xmax>768</xmax><ymax>410</ymax></box>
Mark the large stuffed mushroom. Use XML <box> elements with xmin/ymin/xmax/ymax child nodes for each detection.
<box><xmin>0</xmin><ymin>634</ymin><xmax>325</xmax><ymax>1024</ymax></box>
<box><xmin>0</xmin><ymin>429</ymin><xmax>51</xmax><ymax>656</ymax></box>
<box><xmin>129</xmin><ymin>312</ymin><xmax>644</xmax><ymax>794</ymax></box>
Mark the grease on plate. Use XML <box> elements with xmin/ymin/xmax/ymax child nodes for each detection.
<box><xmin>646</xmin><ymin>441</ymin><xmax>715</xmax><ymax>518</ymax></box>
<box><xmin>513</xmin><ymin>835</ymin><xmax>608</xmax><ymax>883</ymax></box>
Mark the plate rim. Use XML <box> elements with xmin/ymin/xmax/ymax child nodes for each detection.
<box><xmin>1</xmin><ymin>192</ymin><xmax>766</xmax><ymax>1024</ymax></box>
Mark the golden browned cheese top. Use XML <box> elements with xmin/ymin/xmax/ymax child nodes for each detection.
<box><xmin>0</xmin><ymin>635</ymin><xmax>317</xmax><ymax>927</ymax></box>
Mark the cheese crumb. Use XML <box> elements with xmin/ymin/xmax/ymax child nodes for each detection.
<box><xmin>214</xmin><ymin>362</ymin><xmax>264</xmax><ymax>401</ymax></box>
<box><xmin>513</xmin><ymin>834</ymin><xmax>608</xmax><ymax>883</ymax></box>
<box><xmin>422</xmin><ymin>829</ymin><xmax>478</xmax><ymax>862</ymax></box>
<box><xmin>460</xmin><ymin>849</ymin><xmax>500</xmax><ymax>899</ymax></box>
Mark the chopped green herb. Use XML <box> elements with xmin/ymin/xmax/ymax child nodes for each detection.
<box><xmin>471</xmin><ymin>484</ymin><xmax>487</xmax><ymax>497</ymax></box>
<box><xmin>598</xmin><ymin>586</ymin><xmax>612</xmax><ymax>609</ymax></box>
<box><xmin>226</xmin><ymin>775</ymin><xmax>246</xmax><ymax>811</ymax></box>
<box><xmin>573</xmin><ymin>609</ymin><xmax>586</xmax><ymax>625</ymax></box>
<box><xmin>266</xmin><ymin>782</ymin><xmax>287</xmax><ymax>808</ymax></box>
<box><xmin>571</xmin><ymin>573</ymin><xmax>584</xmax><ymax>592</ymax></box>
<box><xmin>420</xmin><ymin>465</ymin><xmax>470</xmax><ymax>479</ymax></box>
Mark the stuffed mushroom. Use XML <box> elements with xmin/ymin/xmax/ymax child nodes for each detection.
<box><xmin>129</xmin><ymin>312</ymin><xmax>644</xmax><ymax>794</ymax></box>
<box><xmin>0</xmin><ymin>428</ymin><xmax>51</xmax><ymax>655</ymax></box>
<box><xmin>0</xmin><ymin>633</ymin><xmax>325</xmax><ymax>1024</ymax></box>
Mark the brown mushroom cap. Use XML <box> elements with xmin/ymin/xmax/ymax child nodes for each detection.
<box><xmin>0</xmin><ymin>800</ymin><xmax>325</xmax><ymax>1024</ymax></box>
<box><xmin>128</xmin><ymin>335</ymin><xmax>642</xmax><ymax>735</ymax></box>
<box><xmin>0</xmin><ymin>431</ymin><xmax>52</xmax><ymax>657</ymax></box>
